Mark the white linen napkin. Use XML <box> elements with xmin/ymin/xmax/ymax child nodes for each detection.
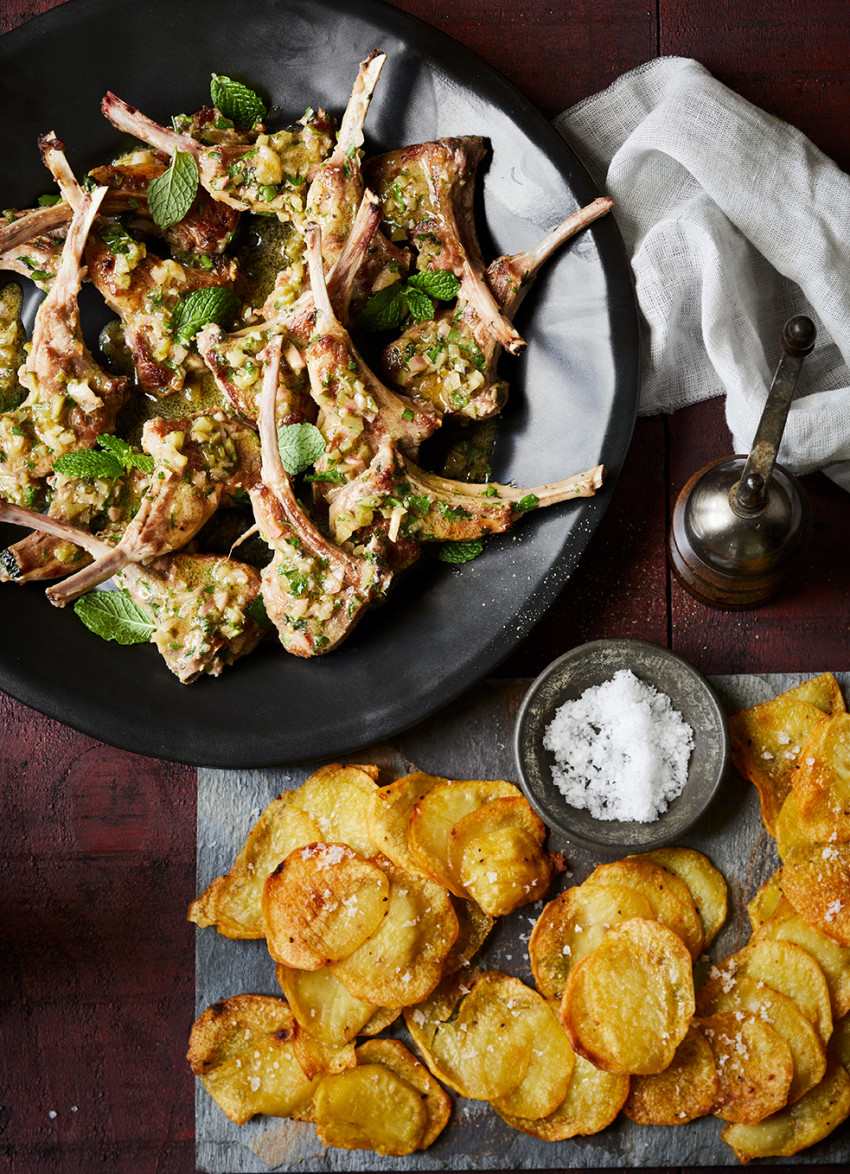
<box><xmin>554</xmin><ymin>57</ymin><xmax>850</xmax><ymax>489</ymax></box>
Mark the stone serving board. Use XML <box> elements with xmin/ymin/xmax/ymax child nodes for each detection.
<box><xmin>195</xmin><ymin>673</ymin><xmax>850</xmax><ymax>1171</ymax></box>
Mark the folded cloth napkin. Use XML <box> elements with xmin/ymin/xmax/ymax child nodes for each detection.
<box><xmin>554</xmin><ymin>57</ymin><xmax>850</xmax><ymax>489</ymax></box>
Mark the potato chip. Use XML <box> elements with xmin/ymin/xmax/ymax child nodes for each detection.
<box><xmin>715</xmin><ymin>938</ymin><xmax>833</xmax><ymax>1045</ymax></box>
<box><xmin>446</xmin><ymin>796</ymin><xmax>554</xmax><ymax>916</ymax></box>
<box><xmin>262</xmin><ymin>843</ymin><xmax>390</xmax><ymax>969</ymax></box>
<box><xmin>753</xmin><ymin>892</ymin><xmax>850</xmax><ymax>1019</ymax></box>
<box><xmin>489</xmin><ymin>992</ymin><xmax>574</xmax><ymax>1120</ymax></box>
<box><xmin>404</xmin><ymin>970</ymin><xmax>533</xmax><ymax>1101</ymax></box>
<box><xmin>700</xmin><ymin>1011</ymin><xmax>793</xmax><ymax>1124</ymax></box>
<box><xmin>188</xmin><ymin>795</ymin><xmax>321</xmax><ymax>939</ymax></box>
<box><xmin>444</xmin><ymin>897</ymin><xmax>494</xmax><ymax>974</ymax></box>
<box><xmin>582</xmin><ymin>858</ymin><xmax>704</xmax><ymax>958</ymax></box>
<box><xmin>495</xmin><ymin>1050</ymin><xmax>629</xmax><ymax>1140</ymax></box>
<box><xmin>187</xmin><ymin>994</ymin><xmax>317</xmax><ymax>1124</ymax></box>
<box><xmin>696</xmin><ymin>970</ymin><xmax>826</xmax><ymax>1104</ymax></box>
<box><xmin>292</xmin><ymin>763</ymin><xmax>381</xmax><ymax>857</ymax></box>
<box><xmin>407</xmin><ymin>778</ymin><xmax>520</xmax><ymax>896</ymax></box>
<box><xmin>560</xmin><ymin>918</ymin><xmax>695</xmax><ymax>1075</ymax></box>
<box><xmin>747</xmin><ymin>870</ymin><xmax>786</xmax><ymax>930</ymax></box>
<box><xmin>359</xmin><ymin>1004</ymin><xmax>401</xmax><ymax>1037</ymax></box>
<box><xmin>354</xmin><ymin>1039</ymin><xmax>451</xmax><ymax>1148</ymax></box>
<box><xmin>792</xmin><ymin>712</ymin><xmax>850</xmax><ymax>844</ymax></box>
<box><xmin>774</xmin><ymin>791</ymin><xmax>811</xmax><ymax>861</ymax></box>
<box><xmin>721</xmin><ymin>1054</ymin><xmax>850</xmax><ymax>1162</ymax></box>
<box><xmin>784</xmin><ymin>673</ymin><xmax>846</xmax><ymax>715</ymax></box>
<box><xmin>729</xmin><ymin>694</ymin><xmax>827</xmax><ymax>834</ymax></box>
<box><xmin>292</xmin><ymin>1032</ymin><xmax>356</xmax><ymax>1081</ymax></box>
<box><xmin>529</xmin><ymin>882</ymin><xmax>654</xmax><ymax>1002</ymax></box>
<box><xmin>623</xmin><ymin>1023</ymin><xmax>719</xmax><ymax>1126</ymax></box>
<box><xmin>313</xmin><ymin>1063</ymin><xmax>427</xmax><ymax>1155</ymax></box>
<box><xmin>330</xmin><ymin>857</ymin><xmax>457</xmax><ymax>1007</ymax></box>
<box><xmin>781</xmin><ymin>841</ymin><xmax>850</xmax><ymax>946</ymax></box>
<box><xmin>275</xmin><ymin>963</ymin><xmax>381</xmax><ymax>1047</ymax></box>
<box><xmin>366</xmin><ymin>771</ymin><xmax>446</xmax><ymax>873</ymax></box>
<box><xmin>633</xmin><ymin>846</ymin><xmax>728</xmax><ymax>946</ymax></box>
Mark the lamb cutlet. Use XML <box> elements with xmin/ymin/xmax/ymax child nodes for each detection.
<box><xmin>248</xmin><ymin>335</ymin><xmax>389</xmax><ymax>657</ymax></box>
<box><xmin>329</xmin><ymin>440</ymin><xmax>604</xmax><ymax>546</ymax></box>
<box><xmin>0</xmin><ymin>203</ymin><xmax>69</xmax><ymax>290</ymax></box>
<box><xmin>365</xmin><ymin>137</ymin><xmax>524</xmax><ymax>356</ymax></box>
<box><xmin>380</xmin><ymin>197</ymin><xmax>614</xmax><ymax>419</ymax></box>
<box><xmin>45</xmin><ymin>411</ymin><xmax>260</xmax><ymax>607</ymax></box>
<box><xmin>0</xmin><ymin>500</ymin><xmax>265</xmax><ymax>683</ymax></box>
<box><xmin>0</xmin><ymin>185</ymin><xmax>129</xmax><ymax>508</ymax></box>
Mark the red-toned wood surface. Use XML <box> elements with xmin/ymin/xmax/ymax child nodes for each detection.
<box><xmin>2</xmin><ymin>1</ymin><xmax>850</xmax><ymax>1172</ymax></box>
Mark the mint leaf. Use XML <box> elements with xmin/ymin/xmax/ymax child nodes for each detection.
<box><xmin>147</xmin><ymin>150</ymin><xmax>199</xmax><ymax>228</ymax></box>
<box><xmin>171</xmin><ymin>287</ymin><xmax>240</xmax><ymax>346</ymax></box>
<box><xmin>38</xmin><ymin>193</ymin><xmax>62</xmax><ymax>207</ymax></box>
<box><xmin>52</xmin><ymin>449</ymin><xmax>124</xmax><ymax>480</ymax></box>
<box><xmin>408</xmin><ymin>269</ymin><xmax>460</xmax><ymax>300</ymax></box>
<box><xmin>277</xmin><ymin>422</ymin><xmax>325</xmax><ymax>476</ymax></box>
<box><xmin>210</xmin><ymin>74</ymin><xmax>267</xmax><ymax>128</ymax></box>
<box><xmin>245</xmin><ymin>593</ymin><xmax>272</xmax><ymax>629</ymax></box>
<box><xmin>99</xmin><ymin>223</ymin><xmax>136</xmax><ymax>255</ymax></box>
<box><xmin>404</xmin><ymin>286</ymin><xmax>435</xmax><ymax>322</ymax></box>
<box><xmin>434</xmin><ymin>539</ymin><xmax>484</xmax><ymax>563</ymax></box>
<box><xmin>358</xmin><ymin>284</ymin><xmax>406</xmax><ymax>332</ymax></box>
<box><xmin>304</xmin><ymin>467</ymin><xmax>346</xmax><ymax>485</ymax></box>
<box><xmin>97</xmin><ymin>433</ymin><xmax>154</xmax><ymax>475</ymax></box>
<box><xmin>74</xmin><ymin>589</ymin><xmax>155</xmax><ymax>645</ymax></box>
<box><xmin>515</xmin><ymin>493</ymin><xmax>539</xmax><ymax>513</ymax></box>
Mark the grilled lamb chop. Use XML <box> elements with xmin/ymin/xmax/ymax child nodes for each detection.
<box><xmin>0</xmin><ymin>186</ymin><xmax>129</xmax><ymax>507</ymax></box>
<box><xmin>365</xmin><ymin>137</ymin><xmax>524</xmax><ymax>355</ymax></box>
<box><xmin>328</xmin><ymin>440</ymin><xmax>604</xmax><ymax>545</ymax></box>
<box><xmin>0</xmin><ymin>203</ymin><xmax>69</xmax><ymax>290</ymax></box>
<box><xmin>45</xmin><ymin>411</ymin><xmax>260</xmax><ymax>606</ymax></box>
<box><xmin>248</xmin><ymin>335</ymin><xmax>389</xmax><ymax>656</ymax></box>
<box><xmin>380</xmin><ymin>197</ymin><xmax>614</xmax><ymax>419</ymax></box>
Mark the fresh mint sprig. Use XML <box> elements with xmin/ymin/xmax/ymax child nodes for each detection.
<box><xmin>74</xmin><ymin>589</ymin><xmax>155</xmax><ymax>645</ymax></box>
<box><xmin>277</xmin><ymin>422</ymin><xmax>326</xmax><ymax>476</ymax></box>
<box><xmin>170</xmin><ymin>287</ymin><xmax>240</xmax><ymax>347</ymax></box>
<box><xmin>433</xmin><ymin>539</ymin><xmax>484</xmax><ymax>564</ymax></box>
<box><xmin>147</xmin><ymin>150</ymin><xmax>199</xmax><ymax>228</ymax></box>
<box><xmin>210</xmin><ymin>75</ymin><xmax>267</xmax><ymax>128</ymax></box>
<box><xmin>52</xmin><ymin>435</ymin><xmax>153</xmax><ymax>480</ymax></box>
<box><xmin>358</xmin><ymin>269</ymin><xmax>460</xmax><ymax>331</ymax></box>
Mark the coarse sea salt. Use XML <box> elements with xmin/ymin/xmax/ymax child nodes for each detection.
<box><xmin>543</xmin><ymin>668</ymin><xmax>694</xmax><ymax>822</ymax></box>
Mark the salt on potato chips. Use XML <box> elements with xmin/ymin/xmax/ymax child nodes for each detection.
<box><xmin>792</xmin><ymin>711</ymin><xmax>850</xmax><ymax>843</ymax></box>
<box><xmin>699</xmin><ymin>1011</ymin><xmax>793</xmax><ymax>1124</ymax></box>
<box><xmin>581</xmin><ymin>857</ymin><xmax>705</xmax><ymax>958</ymax></box>
<box><xmin>623</xmin><ymin>1023</ymin><xmax>719</xmax><ymax>1127</ymax></box>
<box><xmin>632</xmin><ymin>846</ymin><xmax>728</xmax><ymax>946</ymax></box>
<box><xmin>780</xmin><ymin>841</ymin><xmax>850</xmax><ymax>947</ymax></box>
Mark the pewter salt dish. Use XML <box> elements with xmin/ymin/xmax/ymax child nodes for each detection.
<box><xmin>513</xmin><ymin>638</ymin><xmax>730</xmax><ymax>853</ymax></box>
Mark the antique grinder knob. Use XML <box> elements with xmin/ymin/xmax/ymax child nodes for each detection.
<box><xmin>668</xmin><ymin>315</ymin><xmax>816</xmax><ymax>608</ymax></box>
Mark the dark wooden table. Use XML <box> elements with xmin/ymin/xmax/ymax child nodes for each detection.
<box><xmin>2</xmin><ymin>1</ymin><xmax>850</xmax><ymax>1171</ymax></box>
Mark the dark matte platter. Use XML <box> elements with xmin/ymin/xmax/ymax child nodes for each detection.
<box><xmin>0</xmin><ymin>0</ymin><xmax>639</xmax><ymax>767</ymax></box>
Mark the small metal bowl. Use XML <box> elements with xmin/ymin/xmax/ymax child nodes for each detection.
<box><xmin>513</xmin><ymin>638</ymin><xmax>729</xmax><ymax>853</ymax></box>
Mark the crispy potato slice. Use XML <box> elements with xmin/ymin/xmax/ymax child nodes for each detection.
<box><xmin>262</xmin><ymin>844</ymin><xmax>390</xmax><ymax>969</ymax></box>
<box><xmin>367</xmin><ymin>771</ymin><xmax>447</xmax><ymax>873</ymax></box>
<box><xmin>330</xmin><ymin>857</ymin><xmax>458</xmax><ymax>1007</ymax></box>
<box><xmin>404</xmin><ymin>970</ymin><xmax>533</xmax><ymax>1101</ymax></box>
<box><xmin>700</xmin><ymin>1011</ymin><xmax>793</xmax><ymax>1124</ymax></box>
<box><xmin>792</xmin><ymin>712</ymin><xmax>850</xmax><ymax>843</ymax></box>
<box><xmin>560</xmin><ymin>918</ymin><xmax>695</xmax><ymax>1075</ymax></box>
<box><xmin>633</xmin><ymin>846</ymin><xmax>728</xmax><ymax>946</ymax></box>
<box><xmin>696</xmin><ymin>970</ymin><xmax>826</xmax><ymax>1104</ymax></box>
<box><xmin>529</xmin><ymin>882</ymin><xmax>654</xmax><ymax>1002</ymax></box>
<box><xmin>188</xmin><ymin>796</ymin><xmax>321</xmax><ymax>939</ymax></box>
<box><xmin>714</xmin><ymin>938</ymin><xmax>833</xmax><ymax>1044</ymax></box>
<box><xmin>583</xmin><ymin>858</ymin><xmax>704</xmax><ymax>958</ymax></box>
<box><xmin>444</xmin><ymin>897</ymin><xmax>494</xmax><ymax>974</ymax></box>
<box><xmin>355</xmin><ymin>1039</ymin><xmax>451</xmax><ymax>1149</ymax></box>
<box><xmin>747</xmin><ymin>870</ymin><xmax>786</xmax><ymax>930</ymax></box>
<box><xmin>446</xmin><ymin>797</ymin><xmax>554</xmax><ymax>916</ymax></box>
<box><xmin>729</xmin><ymin>695</ymin><xmax>827</xmax><ymax>834</ymax></box>
<box><xmin>313</xmin><ymin>1063</ymin><xmax>427</xmax><ymax>1155</ymax></box>
<box><xmin>722</xmin><ymin>1054</ymin><xmax>850</xmax><ymax>1162</ymax></box>
<box><xmin>753</xmin><ymin>893</ymin><xmax>850</xmax><ymax>1019</ymax></box>
<box><xmin>292</xmin><ymin>763</ymin><xmax>381</xmax><ymax>857</ymax></box>
<box><xmin>360</xmin><ymin>1005</ymin><xmax>401</xmax><ymax>1036</ymax></box>
<box><xmin>495</xmin><ymin>1050</ymin><xmax>629</xmax><ymax>1140</ymax></box>
<box><xmin>490</xmin><ymin>993</ymin><xmax>574</xmax><ymax>1120</ymax></box>
<box><xmin>187</xmin><ymin>994</ymin><xmax>318</xmax><ymax>1124</ymax></box>
<box><xmin>407</xmin><ymin>778</ymin><xmax>520</xmax><ymax>896</ymax></box>
<box><xmin>775</xmin><ymin>791</ymin><xmax>812</xmax><ymax>861</ymax></box>
<box><xmin>292</xmin><ymin>1031</ymin><xmax>356</xmax><ymax>1081</ymax></box>
<box><xmin>781</xmin><ymin>841</ymin><xmax>850</xmax><ymax>946</ymax></box>
<box><xmin>275</xmin><ymin>963</ymin><xmax>381</xmax><ymax>1047</ymax></box>
<box><xmin>785</xmin><ymin>672</ymin><xmax>846</xmax><ymax>715</ymax></box>
<box><xmin>624</xmin><ymin>1023</ymin><xmax>719</xmax><ymax>1126</ymax></box>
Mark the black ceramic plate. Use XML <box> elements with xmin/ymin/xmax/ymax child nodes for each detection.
<box><xmin>0</xmin><ymin>0</ymin><xmax>639</xmax><ymax>766</ymax></box>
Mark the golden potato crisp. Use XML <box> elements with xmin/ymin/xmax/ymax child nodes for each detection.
<box><xmin>792</xmin><ymin>712</ymin><xmax>850</xmax><ymax>843</ymax></box>
<box><xmin>366</xmin><ymin>771</ymin><xmax>446</xmax><ymax>873</ymax></box>
<box><xmin>784</xmin><ymin>672</ymin><xmax>846</xmax><ymax>715</ymax></box>
<box><xmin>314</xmin><ymin>1064</ymin><xmax>427</xmax><ymax>1155</ymax></box>
<box><xmin>774</xmin><ymin>792</ymin><xmax>811</xmax><ymax>861</ymax></box>
<box><xmin>623</xmin><ymin>1023</ymin><xmax>718</xmax><ymax>1126</ymax></box>
<box><xmin>582</xmin><ymin>858</ymin><xmax>704</xmax><ymax>958</ymax></box>
<box><xmin>696</xmin><ymin>970</ymin><xmax>826</xmax><ymax>1104</ymax></box>
<box><xmin>262</xmin><ymin>843</ymin><xmax>390</xmax><ymax>969</ymax></box>
<box><xmin>747</xmin><ymin>870</ymin><xmax>786</xmax><ymax>930</ymax></box>
<box><xmin>781</xmin><ymin>842</ymin><xmax>850</xmax><ymax>946</ymax></box>
<box><xmin>717</xmin><ymin>938</ymin><xmax>833</xmax><ymax>1044</ymax></box>
<box><xmin>407</xmin><ymin>778</ymin><xmax>520</xmax><ymax>895</ymax></box>
<box><xmin>292</xmin><ymin>1032</ymin><xmax>356</xmax><ymax>1081</ymax></box>
<box><xmin>188</xmin><ymin>796</ymin><xmax>321</xmax><ymax>939</ymax></box>
<box><xmin>293</xmin><ymin>763</ymin><xmax>381</xmax><ymax>857</ymax></box>
<box><xmin>560</xmin><ymin>918</ymin><xmax>695</xmax><ymax>1075</ymax></box>
<box><xmin>275</xmin><ymin>963</ymin><xmax>381</xmax><ymax>1047</ymax></box>
<box><xmin>529</xmin><ymin>882</ymin><xmax>653</xmax><ymax>1002</ymax></box>
<box><xmin>752</xmin><ymin>893</ymin><xmax>850</xmax><ymax>1019</ymax></box>
<box><xmin>444</xmin><ymin>897</ymin><xmax>494</xmax><ymax>974</ymax></box>
<box><xmin>355</xmin><ymin>1039</ymin><xmax>451</xmax><ymax>1148</ymax></box>
<box><xmin>329</xmin><ymin>857</ymin><xmax>457</xmax><ymax>1007</ymax></box>
<box><xmin>722</xmin><ymin>1054</ymin><xmax>850</xmax><ymax>1162</ymax></box>
<box><xmin>446</xmin><ymin>796</ymin><xmax>554</xmax><ymax>916</ymax></box>
<box><xmin>633</xmin><ymin>846</ymin><xmax>728</xmax><ymax>946</ymax></box>
<box><xmin>729</xmin><ymin>695</ymin><xmax>827</xmax><ymax>834</ymax></box>
<box><xmin>187</xmin><ymin>995</ymin><xmax>317</xmax><ymax>1124</ymax></box>
<box><xmin>489</xmin><ymin>994</ymin><xmax>574</xmax><ymax>1120</ymax></box>
<box><xmin>495</xmin><ymin>1051</ymin><xmax>629</xmax><ymax>1140</ymax></box>
<box><xmin>699</xmin><ymin>1011</ymin><xmax>793</xmax><ymax>1124</ymax></box>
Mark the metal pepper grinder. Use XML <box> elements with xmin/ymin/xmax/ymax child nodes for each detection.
<box><xmin>668</xmin><ymin>315</ymin><xmax>816</xmax><ymax>608</ymax></box>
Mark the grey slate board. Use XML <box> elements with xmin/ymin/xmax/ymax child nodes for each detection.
<box><xmin>195</xmin><ymin>673</ymin><xmax>850</xmax><ymax>1171</ymax></box>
